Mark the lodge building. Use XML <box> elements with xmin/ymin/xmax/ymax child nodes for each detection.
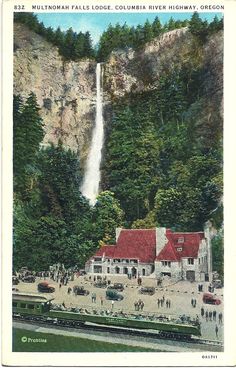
<box><xmin>85</xmin><ymin>227</ymin><xmax>212</xmax><ymax>282</ymax></box>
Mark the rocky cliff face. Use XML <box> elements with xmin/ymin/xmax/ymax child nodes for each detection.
<box><xmin>14</xmin><ymin>23</ymin><xmax>96</xmax><ymax>166</ymax></box>
<box><xmin>103</xmin><ymin>27</ymin><xmax>223</xmax><ymax>109</ymax></box>
<box><xmin>14</xmin><ymin>23</ymin><xmax>223</xmax><ymax>165</ymax></box>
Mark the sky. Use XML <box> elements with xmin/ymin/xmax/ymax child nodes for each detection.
<box><xmin>36</xmin><ymin>12</ymin><xmax>223</xmax><ymax>45</ymax></box>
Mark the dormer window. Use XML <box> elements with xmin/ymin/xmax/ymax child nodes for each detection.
<box><xmin>178</xmin><ymin>237</ymin><xmax>184</xmax><ymax>243</ymax></box>
<box><xmin>177</xmin><ymin>247</ymin><xmax>182</xmax><ymax>252</ymax></box>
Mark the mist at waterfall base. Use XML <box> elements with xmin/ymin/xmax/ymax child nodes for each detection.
<box><xmin>81</xmin><ymin>63</ymin><xmax>104</xmax><ymax>206</ymax></box>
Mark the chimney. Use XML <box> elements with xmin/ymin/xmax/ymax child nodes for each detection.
<box><xmin>204</xmin><ymin>221</ymin><xmax>213</xmax><ymax>282</ymax></box>
<box><xmin>156</xmin><ymin>227</ymin><xmax>167</xmax><ymax>256</ymax></box>
<box><xmin>116</xmin><ymin>228</ymin><xmax>122</xmax><ymax>242</ymax></box>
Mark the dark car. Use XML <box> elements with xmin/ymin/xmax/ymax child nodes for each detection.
<box><xmin>38</xmin><ymin>281</ymin><xmax>55</xmax><ymax>293</ymax></box>
<box><xmin>94</xmin><ymin>281</ymin><xmax>107</xmax><ymax>288</ymax></box>
<box><xmin>107</xmin><ymin>283</ymin><xmax>124</xmax><ymax>292</ymax></box>
<box><xmin>106</xmin><ymin>289</ymin><xmax>124</xmax><ymax>301</ymax></box>
<box><xmin>12</xmin><ymin>276</ymin><xmax>19</xmax><ymax>285</ymax></box>
<box><xmin>139</xmin><ymin>287</ymin><xmax>155</xmax><ymax>295</ymax></box>
<box><xmin>73</xmin><ymin>286</ymin><xmax>90</xmax><ymax>295</ymax></box>
<box><xmin>22</xmin><ymin>275</ymin><xmax>36</xmax><ymax>283</ymax></box>
<box><xmin>203</xmin><ymin>293</ymin><xmax>221</xmax><ymax>305</ymax></box>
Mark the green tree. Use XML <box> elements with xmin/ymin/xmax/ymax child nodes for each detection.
<box><xmin>13</xmin><ymin>93</ymin><xmax>44</xmax><ymax>200</ymax></box>
<box><xmin>92</xmin><ymin>191</ymin><xmax>124</xmax><ymax>245</ymax></box>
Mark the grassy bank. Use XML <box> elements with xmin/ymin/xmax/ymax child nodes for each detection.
<box><xmin>13</xmin><ymin>328</ymin><xmax>159</xmax><ymax>352</ymax></box>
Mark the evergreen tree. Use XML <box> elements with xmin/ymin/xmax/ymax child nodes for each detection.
<box><xmin>152</xmin><ymin>17</ymin><xmax>162</xmax><ymax>37</ymax></box>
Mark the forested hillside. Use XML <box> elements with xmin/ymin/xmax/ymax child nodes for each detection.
<box><xmin>13</xmin><ymin>12</ymin><xmax>223</xmax><ymax>276</ymax></box>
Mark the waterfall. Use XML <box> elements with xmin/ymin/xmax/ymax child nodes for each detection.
<box><xmin>81</xmin><ymin>63</ymin><xmax>104</xmax><ymax>205</ymax></box>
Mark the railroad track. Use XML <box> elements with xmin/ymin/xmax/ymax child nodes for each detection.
<box><xmin>13</xmin><ymin>314</ymin><xmax>223</xmax><ymax>348</ymax></box>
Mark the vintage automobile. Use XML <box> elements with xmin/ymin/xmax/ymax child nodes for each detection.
<box><xmin>94</xmin><ymin>281</ymin><xmax>107</xmax><ymax>288</ymax></box>
<box><xmin>107</xmin><ymin>283</ymin><xmax>124</xmax><ymax>292</ymax></box>
<box><xmin>38</xmin><ymin>281</ymin><xmax>55</xmax><ymax>293</ymax></box>
<box><xmin>12</xmin><ymin>276</ymin><xmax>19</xmax><ymax>285</ymax></box>
<box><xmin>106</xmin><ymin>289</ymin><xmax>124</xmax><ymax>301</ymax></box>
<box><xmin>202</xmin><ymin>293</ymin><xmax>221</xmax><ymax>305</ymax></box>
<box><xmin>78</xmin><ymin>269</ymin><xmax>86</xmax><ymax>276</ymax></box>
<box><xmin>22</xmin><ymin>275</ymin><xmax>36</xmax><ymax>283</ymax></box>
<box><xmin>139</xmin><ymin>287</ymin><xmax>155</xmax><ymax>295</ymax></box>
<box><xmin>73</xmin><ymin>286</ymin><xmax>89</xmax><ymax>296</ymax></box>
<box><xmin>212</xmin><ymin>279</ymin><xmax>223</xmax><ymax>289</ymax></box>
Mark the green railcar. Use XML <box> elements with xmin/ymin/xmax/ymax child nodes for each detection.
<box><xmin>48</xmin><ymin>309</ymin><xmax>201</xmax><ymax>336</ymax></box>
<box><xmin>13</xmin><ymin>292</ymin><xmax>54</xmax><ymax>316</ymax></box>
<box><xmin>12</xmin><ymin>292</ymin><xmax>201</xmax><ymax>337</ymax></box>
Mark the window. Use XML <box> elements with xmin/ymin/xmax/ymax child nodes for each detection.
<box><xmin>107</xmin><ymin>267</ymin><xmax>110</xmax><ymax>273</ymax></box>
<box><xmin>94</xmin><ymin>257</ymin><xmax>102</xmax><ymax>262</ymax></box>
<box><xmin>199</xmin><ymin>258</ymin><xmax>201</xmax><ymax>264</ymax></box>
<box><xmin>28</xmin><ymin>304</ymin><xmax>35</xmax><ymax>310</ymax></box>
<box><xmin>178</xmin><ymin>237</ymin><xmax>184</xmax><ymax>243</ymax></box>
<box><xmin>177</xmin><ymin>247</ymin><xmax>182</xmax><ymax>252</ymax></box>
<box><xmin>12</xmin><ymin>302</ymin><xmax>17</xmax><ymax>307</ymax></box>
<box><xmin>20</xmin><ymin>303</ymin><xmax>26</xmax><ymax>308</ymax></box>
<box><xmin>188</xmin><ymin>258</ymin><xmax>194</xmax><ymax>265</ymax></box>
<box><xmin>161</xmin><ymin>261</ymin><xmax>171</xmax><ymax>267</ymax></box>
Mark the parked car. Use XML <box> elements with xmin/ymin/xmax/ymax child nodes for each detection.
<box><xmin>212</xmin><ymin>279</ymin><xmax>223</xmax><ymax>289</ymax></box>
<box><xmin>203</xmin><ymin>293</ymin><xmax>221</xmax><ymax>305</ymax></box>
<box><xmin>107</xmin><ymin>283</ymin><xmax>124</xmax><ymax>292</ymax></box>
<box><xmin>73</xmin><ymin>286</ymin><xmax>89</xmax><ymax>295</ymax></box>
<box><xmin>78</xmin><ymin>269</ymin><xmax>86</xmax><ymax>276</ymax></box>
<box><xmin>12</xmin><ymin>276</ymin><xmax>19</xmax><ymax>285</ymax></box>
<box><xmin>22</xmin><ymin>275</ymin><xmax>36</xmax><ymax>283</ymax></box>
<box><xmin>106</xmin><ymin>289</ymin><xmax>124</xmax><ymax>301</ymax></box>
<box><xmin>139</xmin><ymin>287</ymin><xmax>155</xmax><ymax>295</ymax></box>
<box><xmin>38</xmin><ymin>281</ymin><xmax>55</xmax><ymax>293</ymax></box>
<box><xmin>94</xmin><ymin>281</ymin><xmax>107</xmax><ymax>288</ymax></box>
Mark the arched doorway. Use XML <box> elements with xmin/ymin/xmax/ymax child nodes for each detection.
<box><xmin>115</xmin><ymin>266</ymin><xmax>120</xmax><ymax>274</ymax></box>
<box><xmin>131</xmin><ymin>267</ymin><xmax>137</xmax><ymax>277</ymax></box>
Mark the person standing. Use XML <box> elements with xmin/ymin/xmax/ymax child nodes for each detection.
<box><xmin>209</xmin><ymin>311</ymin><xmax>212</xmax><ymax>321</ymax></box>
<box><xmin>201</xmin><ymin>307</ymin><xmax>204</xmax><ymax>317</ymax></box>
<box><xmin>215</xmin><ymin>324</ymin><xmax>219</xmax><ymax>338</ymax></box>
<box><xmin>213</xmin><ymin>310</ymin><xmax>217</xmax><ymax>321</ymax></box>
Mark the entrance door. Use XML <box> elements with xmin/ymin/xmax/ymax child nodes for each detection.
<box><xmin>115</xmin><ymin>266</ymin><xmax>120</xmax><ymax>274</ymax></box>
<box><xmin>142</xmin><ymin>269</ymin><xmax>146</xmax><ymax>276</ymax></box>
<box><xmin>131</xmin><ymin>267</ymin><xmax>137</xmax><ymax>277</ymax></box>
<box><xmin>123</xmin><ymin>267</ymin><xmax>128</xmax><ymax>275</ymax></box>
<box><xmin>186</xmin><ymin>270</ymin><xmax>195</xmax><ymax>281</ymax></box>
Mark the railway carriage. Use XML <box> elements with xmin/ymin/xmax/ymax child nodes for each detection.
<box><xmin>13</xmin><ymin>292</ymin><xmax>201</xmax><ymax>340</ymax></box>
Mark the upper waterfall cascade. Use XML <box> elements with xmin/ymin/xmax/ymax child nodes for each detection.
<box><xmin>81</xmin><ymin>63</ymin><xmax>104</xmax><ymax>205</ymax></box>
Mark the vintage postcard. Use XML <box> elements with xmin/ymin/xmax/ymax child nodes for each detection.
<box><xmin>1</xmin><ymin>0</ymin><xmax>236</xmax><ymax>366</ymax></box>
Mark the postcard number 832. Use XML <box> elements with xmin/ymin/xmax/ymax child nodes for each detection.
<box><xmin>14</xmin><ymin>5</ymin><xmax>25</xmax><ymax>10</ymax></box>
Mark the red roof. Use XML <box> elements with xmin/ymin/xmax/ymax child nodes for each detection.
<box><xmin>93</xmin><ymin>229</ymin><xmax>156</xmax><ymax>263</ymax></box>
<box><xmin>155</xmin><ymin>230</ymin><xmax>204</xmax><ymax>262</ymax></box>
<box><xmin>92</xmin><ymin>229</ymin><xmax>205</xmax><ymax>264</ymax></box>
